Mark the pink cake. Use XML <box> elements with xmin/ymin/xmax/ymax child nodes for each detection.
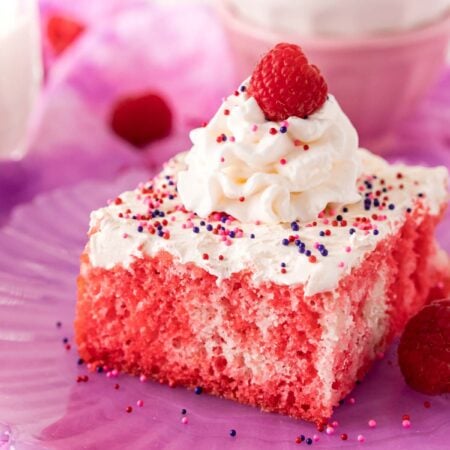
<box><xmin>75</xmin><ymin>45</ymin><xmax>449</xmax><ymax>423</ymax></box>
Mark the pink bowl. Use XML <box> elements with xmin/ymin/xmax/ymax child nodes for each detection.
<box><xmin>217</xmin><ymin>3</ymin><xmax>450</xmax><ymax>152</ymax></box>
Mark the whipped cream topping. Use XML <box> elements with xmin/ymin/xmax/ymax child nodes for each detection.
<box><xmin>178</xmin><ymin>86</ymin><xmax>361</xmax><ymax>224</ymax></box>
<box><xmin>87</xmin><ymin>150</ymin><xmax>448</xmax><ymax>296</ymax></box>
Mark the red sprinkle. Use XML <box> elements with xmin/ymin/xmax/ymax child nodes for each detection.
<box><xmin>202</xmin><ymin>253</ymin><xmax>209</xmax><ymax>260</ymax></box>
<box><xmin>303</xmin><ymin>144</ymin><xmax>309</xmax><ymax>150</ymax></box>
<box><xmin>269</xmin><ymin>127</ymin><xmax>278</xmax><ymax>135</ymax></box>
<box><xmin>126</xmin><ymin>406</ymin><xmax>133</xmax><ymax>413</ymax></box>
<box><xmin>280</xmin><ymin>158</ymin><xmax>287</xmax><ymax>165</ymax></box>
<box><xmin>309</xmin><ymin>255</ymin><xmax>317</xmax><ymax>263</ymax></box>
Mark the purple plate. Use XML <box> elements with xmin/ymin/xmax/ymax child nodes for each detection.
<box><xmin>0</xmin><ymin>165</ymin><xmax>449</xmax><ymax>450</ymax></box>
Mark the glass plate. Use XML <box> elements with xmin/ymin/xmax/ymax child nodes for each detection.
<box><xmin>0</xmin><ymin>166</ymin><xmax>448</xmax><ymax>450</ymax></box>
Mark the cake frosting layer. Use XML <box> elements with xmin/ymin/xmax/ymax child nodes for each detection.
<box><xmin>87</xmin><ymin>150</ymin><xmax>448</xmax><ymax>296</ymax></box>
<box><xmin>177</xmin><ymin>85</ymin><xmax>361</xmax><ymax>224</ymax></box>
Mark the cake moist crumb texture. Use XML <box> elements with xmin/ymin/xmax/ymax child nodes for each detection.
<box><xmin>76</xmin><ymin>154</ymin><xmax>448</xmax><ymax>422</ymax></box>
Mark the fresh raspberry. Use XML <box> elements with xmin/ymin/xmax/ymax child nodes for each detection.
<box><xmin>47</xmin><ymin>15</ymin><xmax>86</xmax><ymax>56</ymax></box>
<box><xmin>248</xmin><ymin>43</ymin><xmax>328</xmax><ymax>121</ymax></box>
<box><xmin>110</xmin><ymin>91</ymin><xmax>172</xmax><ymax>148</ymax></box>
<box><xmin>398</xmin><ymin>299</ymin><xmax>450</xmax><ymax>395</ymax></box>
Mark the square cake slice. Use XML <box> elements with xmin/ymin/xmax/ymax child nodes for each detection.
<box><xmin>76</xmin><ymin>149</ymin><xmax>448</xmax><ymax>423</ymax></box>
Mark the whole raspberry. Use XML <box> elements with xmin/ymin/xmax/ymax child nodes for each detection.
<box><xmin>47</xmin><ymin>15</ymin><xmax>86</xmax><ymax>56</ymax></box>
<box><xmin>110</xmin><ymin>91</ymin><xmax>172</xmax><ymax>148</ymax></box>
<box><xmin>248</xmin><ymin>43</ymin><xmax>328</xmax><ymax>121</ymax></box>
<box><xmin>398</xmin><ymin>299</ymin><xmax>450</xmax><ymax>395</ymax></box>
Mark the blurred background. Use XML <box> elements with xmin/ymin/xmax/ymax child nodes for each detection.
<box><xmin>1</xmin><ymin>0</ymin><xmax>450</xmax><ymax>225</ymax></box>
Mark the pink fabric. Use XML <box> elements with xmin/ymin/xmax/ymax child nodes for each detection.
<box><xmin>1</xmin><ymin>0</ymin><xmax>449</xmax><ymax>226</ymax></box>
<box><xmin>0</xmin><ymin>2</ymin><xmax>235</xmax><ymax>222</ymax></box>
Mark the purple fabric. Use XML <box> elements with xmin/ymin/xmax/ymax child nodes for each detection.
<box><xmin>1</xmin><ymin>0</ymin><xmax>449</xmax><ymax>226</ymax></box>
<box><xmin>0</xmin><ymin>171</ymin><xmax>448</xmax><ymax>450</ymax></box>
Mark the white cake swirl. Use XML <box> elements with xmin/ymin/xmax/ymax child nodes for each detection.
<box><xmin>177</xmin><ymin>85</ymin><xmax>361</xmax><ymax>224</ymax></box>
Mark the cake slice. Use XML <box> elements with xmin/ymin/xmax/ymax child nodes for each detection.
<box><xmin>75</xmin><ymin>44</ymin><xmax>449</xmax><ymax>422</ymax></box>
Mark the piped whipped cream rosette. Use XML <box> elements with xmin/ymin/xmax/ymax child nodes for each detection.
<box><xmin>178</xmin><ymin>43</ymin><xmax>362</xmax><ymax>224</ymax></box>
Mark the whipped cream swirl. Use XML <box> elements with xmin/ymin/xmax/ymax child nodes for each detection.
<box><xmin>178</xmin><ymin>85</ymin><xmax>361</xmax><ymax>224</ymax></box>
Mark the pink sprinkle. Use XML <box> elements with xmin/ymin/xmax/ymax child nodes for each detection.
<box><xmin>255</xmin><ymin>220</ymin><xmax>261</xmax><ymax>225</ymax></box>
<box><xmin>312</xmin><ymin>434</ymin><xmax>320</xmax><ymax>442</ymax></box>
<box><xmin>137</xmin><ymin>400</ymin><xmax>144</xmax><ymax>407</ymax></box>
<box><xmin>220</xmin><ymin>157</ymin><xmax>225</xmax><ymax>163</ymax></box>
<box><xmin>229</xmin><ymin>136</ymin><xmax>236</xmax><ymax>142</ymax></box>
<box><xmin>139</xmin><ymin>375</ymin><xmax>147</xmax><ymax>383</ymax></box>
<box><xmin>225</xmin><ymin>239</ymin><xmax>232</xmax><ymax>246</ymax></box>
<box><xmin>326</xmin><ymin>426</ymin><xmax>335</xmax><ymax>435</ymax></box>
<box><xmin>345</xmin><ymin>246</ymin><xmax>352</xmax><ymax>253</ymax></box>
<box><xmin>181</xmin><ymin>417</ymin><xmax>188</xmax><ymax>424</ymax></box>
<box><xmin>281</xmin><ymin>120</ymin><xmax>289</xmax><ymax>127</ymax></box>
<box><xmin>106</xmin><ymin>371</ymin><xmax>112</xmax><ymax>378</ymax></box>
<box><xmin>402</xmin><ymin>420</ymin><xmax>411</xmax><ymax>428</ymax></box>
<box><xmin>357</xmin><ymin>434</ymin><xmax>365</xmax><ymax>443</ymax></box>
<box><xmin>251</xmin><ymin>124</ymin><xmax>258</xmax><ymax>132</ymax></box>
<box><xmin>111</xmin><ymin>369</ymin><xmax>119</xmax><ymax>377</ymax></box>
<box><xmin>338</xmin><ymin>262</ymin><xmax>345</xmax><ymax>268</ymax></box>
<box><xmin>348</xmin><ymin>397</ymin><xmax>356</xmax><ymax>405</ymax></box>
<box><xmin>322</xmin><ymin>219</ymin><xmax>329</xmax><ymax>225</ymax></box>
<box><xmin>171</xmin><ymin>216</ymin><xmax>176</xmax><ymax>222</ymax></box>
<box><xmin>368</xmin><ymin>419</ymin><xmax>377</xmax><ymax>428</ymax></box>
<box><xmin>332</xmin><ymin>421</ymin><xmax>339</xmax><ymax>428</ymax></box>
<box><xmin>122</xmin><ymin>233</ymin><xmax>129</xmax><ymax>239</ymax></box>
